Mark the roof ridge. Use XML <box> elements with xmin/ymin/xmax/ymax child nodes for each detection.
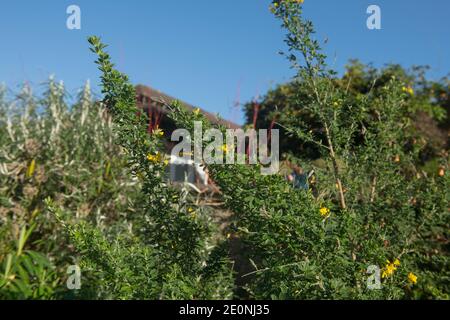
<box><xmin>135</xmin><ymin>84</ymin><xmax>241</xmax><ymax>129</ymax></box>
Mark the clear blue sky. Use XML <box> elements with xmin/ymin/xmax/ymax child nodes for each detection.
<box><xmin>0</xmin><ymin>0</ymin><xmax>449</xmax><ymax>124</ymax></box>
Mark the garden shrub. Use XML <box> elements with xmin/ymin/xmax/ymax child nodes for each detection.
<box><xmin>1</xmin><ymin>0</ymin><xmax>448</xmax><ymax>300</ymax></box>
<box><xmin>44</xmin><ymin>37</ymin><xmax>235</xmax><ymax>300</ymax></box>
<box><xmin>166</xmin><ymin>1</ymin><xmax>449</xmax><ymax>299</ymax></box>
<box><xmin>0</xmin><ymin>79</ymin><xmax>147</xmax><ymax>298</ymax></box>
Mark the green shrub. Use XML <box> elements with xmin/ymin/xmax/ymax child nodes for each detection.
<box><xmin>0</xmin><ymin>79</ymin><xmax>146</xmax><ymax>299</ymax></box>
<box><xmin>43</xmin><ymin>37</ymin><xmax>235</xmax><ymax>300</ymax></box>
<box><xmin>1</xmin><ymin>0</ymin><xmax>447</xmax><ymax>300</ymax></box>
<box><xmin>166</xmin><ymin>1</ymin><xmax>449</xmax><ymax>299</ymax></box>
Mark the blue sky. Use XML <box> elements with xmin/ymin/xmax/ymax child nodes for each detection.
<box><xmin>0</xmin><ymin>0</ymin><xmax>449</xmax><ymax>124</ymax></box>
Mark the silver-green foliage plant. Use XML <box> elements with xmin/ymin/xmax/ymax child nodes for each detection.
<box><xmin>0</xmin><ymin>79</ymin><xmax>143</xmax><ymax>298</ymax></box>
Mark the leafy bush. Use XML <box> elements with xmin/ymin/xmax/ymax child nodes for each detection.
<box><xmin>0</xmin><ymin>80</ymin><xmax>146</xmax><ymax>299</ymax></box>
<box><xmin>1</xmin><ymin>0</ymin><xmax>448</xmax><ymax>300</ymax></box>
<box><xmin>167</xmin><ymin>1</ymin><xmax>449</xmax><ymax>299</ymax></box>
<box><xmin>43</xmin><ymin>37</ymin><xmax>235</xmax><ymax>300</ymax></box>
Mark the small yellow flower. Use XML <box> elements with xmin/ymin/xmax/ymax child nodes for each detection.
<box><xmin>333</xmin><ymin>101</ymin><xmax>339</xmax><ymax>108</ymax></box>
<box><xmin>193</xmin><ymin>108</ymin><xmax>201</xmax><ymax>116</ymax></box>
<box><xmin>319</xmin><ymin>207</ymin><xmax>330</xmax><ymax>217</ymax></box>
<box><xmin>221</xmin><ymin>144</ymin><xmax>229</xmax><ymax>154</ymax></box>
<box><xmin>147</xmin><ymin>152</ymin><xmax>161</xmax><ymax>163</ymax></box>
<box><xmin>26</xmin><ymin>159</ymin><xmax>36</xmax><ymax>178</ymax></box>
<box><xmin>153</xmin><ymin>128</ymin><xmax>164</xmax><ymax>137</ymax></box>
<box><xmin>408</xmin><ymin>272</ymin><xmax>418</xmax><ymax>285</ymax></box>
<box><xmin>163</xmin><ymin>159</ymin><xmax>169</xmax><ymax>166</ymax></box>
<box><xmin>402</xmin><ymin>86</ymin><xmax>414</xmax><ymax>95</ymax></box>
<box><xmin>188</xmin><ymin>207</ymin><xmax>195</xmax><ymax>213</ymax></box>
<box><xmin>381</xmin><ymin>259</ymin><xmax>399</xmax><ymax>279</ymax></box>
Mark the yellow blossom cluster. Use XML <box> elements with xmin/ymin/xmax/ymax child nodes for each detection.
<box><xmin>319</xmin><ymin>207</ymin><xmax>330</xmax><ymax>217</ymax></box>
<box><xmin>402</xmin><ymin>86</ymin><xmax>414</xmax><ymax>95</ymax></box>
<box><xmin>153</xmin><ymin>128</ymin><xmax>164</xmax><ymax>137</ymax></box>
<box><xmin>408</xmin><ymin>272</ymin><xmax>418</xmax><ymax>285</ymax></box>
<box><xmin>26</xmin><ymin>159</ymin><xmax>36</xmax><ymax>178</ymax></box>
<box><xmin>221</xmin><ymin>144</ymin><xmax>229</xmax><ymax>154</ymax></box>
<box><xmin>146</xmin><ymin>151</ymin><xmax>169</xmax><ymax>166</ymax></box>
<box><xmin>381</xmin><ymin>259</ymin><xmax>400</xmax><ymax>278</ymax></box>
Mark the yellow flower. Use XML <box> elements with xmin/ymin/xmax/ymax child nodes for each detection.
<box><xmin>221</xmin><ymin>144</ymin><xmax>229</xmax><ymax>154</ymax></box>
<box><xmin>188</xmin><ymin>207</ymin><xmax>195</xmax><ymax>213</ymax></box>
<box><xmin>319</xmin><ymin>207</ymin><xmax>330</xmax><ymax>217</ymax></box>
<box><xmin>147</xmin><ymin>152</ymin><xmax>161</xmax><ymax>163</ymax></box>
<box><xmin>408</xmin><ymin>272</ymin><xmax>418</xmax><ymax>285</ymax></box>
<box><xmin>153</xmin><ymin>128</ymin><xmax>164</xmax><ymax>137</ymax></box>
<box><xmin>163</xmin><ymin>159</ymin><xmax>169</xmax><ymax>166</ymax></box>
<box><xmin>26</xmin><ymin>159</ymin><xmax>36</xmax><ymax>178</ymax></box>
<box><xmin>193</xmin><ymin>108</ymin><xmax>201</xmax><ymax>116</ymax></box>
<box><xmin>402</xmin><ymin>86</ymin><xmax>414</xmax><ymax>95</ymax></box>
<box><xmin>381</xmin><ymin>259</ymin><xmax>399</xmax><ymax>279</ymax></box>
